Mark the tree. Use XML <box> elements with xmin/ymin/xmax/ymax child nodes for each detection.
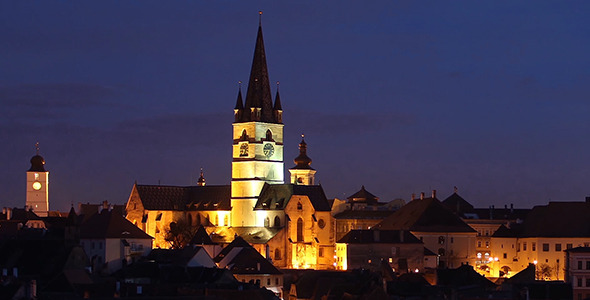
<box><xmin>164</xmin><ymin>217</ymin><xmax>195</xmax><ymax>249</ymax></box>
<box><xmin>536</xmin><ymin>263</ymin><xmax>552</xmax><ymax>280</ymax></box>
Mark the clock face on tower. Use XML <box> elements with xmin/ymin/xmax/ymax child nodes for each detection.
<box><xmin>32</xmin><ymin>181</ymin><xmax>42</xmax><ymax>191</ymax></box>
<box><xmin>263</xmin><ymin>143</ymin><xmax>275</xmax><ymax>158</ymax></box>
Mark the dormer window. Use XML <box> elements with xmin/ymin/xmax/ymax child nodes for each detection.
<box><xmin>297</xmin><ymin>202</ymin><xmax>302</xmax><ymax>210</ymax></box>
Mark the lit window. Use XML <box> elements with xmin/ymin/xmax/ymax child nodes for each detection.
<box><xmin>542</xmin><ymin>243</ymin><xmax>549</xmax><ymax>252</ymax></box>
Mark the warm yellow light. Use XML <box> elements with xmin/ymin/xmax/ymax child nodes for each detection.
<box><xmin>533</xmin><ymin>260</ymin><xmax>538</xmax><ymax>265</ymax></box>
<box><xmin>414</xmin><ymin>268</ymin><xmax>419</xmax><ymax>273</ymax></box>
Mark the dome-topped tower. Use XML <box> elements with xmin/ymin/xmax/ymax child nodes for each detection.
<box><xmin>26</xmin><ymin>142</ymin><xmax>50</xmax><ymax>217</ymax></box>
<box><xmin>197</xmin><ymin>168</ymin><xmax>206</xmax><ymax>186</ymax></box>
<box><xmin>289</xmin><ymin>135</ymin><xmax>317</xmax><ymax>185</ymax></box>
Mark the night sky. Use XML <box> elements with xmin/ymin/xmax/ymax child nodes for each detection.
<box><xmin>2</xmin><ymin>2</ymin><xmax>590</xmax><ymax>212</ymax></box>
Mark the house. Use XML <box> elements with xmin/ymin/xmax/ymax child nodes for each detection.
<box><xmin>489</xmin><ymin>199</ymin><xmax>590</xmax><ymax>280</ymax></box>
<box><xmin>374</xmin><ymin>191</ymin><xmax>477</xmax><ymax>268</ymax></box>
<box><xmin>565</xmin><ymin>247</ymin><xmax>590</xmax><ymax>300</ymax></box>
<box><xmin>216</xmin><ymin>236</ymin><xmax>283</xmax><ymax>298</ymax></box>
<box><xmin>335</xmin><ymin>229</ymin><xmax>425</xmax><ymax>272</ymax></box>
<box><xmin>79</xmin><ymin>209</ymin><xmax>153</xmax><ymax>274</ymax></box>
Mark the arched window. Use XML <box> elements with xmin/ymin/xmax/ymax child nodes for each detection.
<box><xmin>215</xmin><ymin>214</ymin><xmax>219</xmax><ymax>226</ymax></box>
<box><xmin>266</xmin><ymin>129</ymin><xmax>273</xmax><ymax>141</ymax></box>
<box><xmin>297</xmin><ymin>202</ymin><xmax>303</xmax><ymax>210</ymax></box>
<box><xmin>275</xmin><ymin>248</ymin><xmax>281</xmax><ymax>260</ymax></box>
<box><xmin>297</xmin><ymin>218</ymin><xmax>304</xmax><ymax>242</ymax></box>
<box><xmin>224</xmin><ymin>215</ymin><xmax>229</xmax><ymax>226</ymax></box>
<box><xmin>264</xmin><ymin>217</ymin><xmax>270</xmax><ymax>227</ymax></box>
<box><xmin>274</xmin><ymin>216</ymin><xmax>281</xmax><ymax>227</ymax></box>
<box><xmin>240</xmin><ymin>129</ymin><xmax>248</xmax><ymax>141</ymax></box>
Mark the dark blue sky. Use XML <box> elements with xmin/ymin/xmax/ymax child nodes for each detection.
<box><xmin>2</xmin><ymin>2</ymin><xmax>590</xmax><ymax>211</ymax></box>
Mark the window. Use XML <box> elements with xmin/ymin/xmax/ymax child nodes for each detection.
<box><xmin>275</xmin><ymin>249</ymin><xmax>281</xmax><ymax>260</ymax></box>
<box><xmin>297</xmin><ymin>202</ymin><xmax>302</xmax><ymax>210</ymax></box>
<box><xmin>532</xmin><ymin>243</ymin><xmax>536</xmax><ymax>251</ymax></box>
<box><xmin>318</xmin><ymin>219</ymin><xmax>326</xmax><ymax>229</ymax></box>
<box><xmin>567</xmin><ymin>243</ymin><xmax>573</xmax><ymax>249</ymax></box>
<box><xmin>523</xmin><ymin>243</ymin><xmax>527</xmax><ymax>251</ymax></box>
<box><xmin>450</xmin><ymin>237</ymin><xmax>454</xmax><ymax>243</ymax></box>
<box><xmin>264</xmin><ymin>217</ymin><xmax>270</xmax><ymax>227</ymax></box>
<box><xmin>555</xmin><ymin>243</ymin><xmax>562</xmax><ymax>251</ymax></box>
<box><xmin>274</xmin><ymin>216</ymin><xmax>281</xmax><ymax>227</ymax></box>
<box><xmin>319</xmin><ymin>247</ymin><xmax>324</xmax><ymax>257</ymax></box>
<box><xmin>438</xmin><ymin>248</ymin><xmax>445</xmax><ymax>256</ymax></box>
<box><xmin>297</xmin><ymin>218</ymin><xmax>304</xmax><ymax>242</ymax></box>
<box><xmin>542</xmin><ymin>243</ymin><xmax>549</xmax><ymax>252</ymax></box>
<box><xmin>275</xmin><ymin>278</ymin><xmax>279</xmax><ymax>285</ymax></box>
<box><xmin>265</xmin><ymin>129</ymin><xmax>273</xmax><ymax>141</ymax></box>
<box><xmin>477</xmin><ymin>241</ymin><xmax>481</xmax><ymax>248</ymax></box>
<box><xmin>485</xmin><ymin>241</ymin><xmax>490</xmax><ymax>248</ymax></box>
<box><xmin>91</xmin><ymin>242</ymin><xmax>95</xmax><ymax>250</ymax></box>
<box><xmin>582</xmin><ymin>261</ymin><xmax>587</xmax><ymax>270</ymax></box>
<box><xmin>98</xmin><ymin>242</ymin><xmax>103</xmax><ymax>249</ymax></box>
<box><xmin>503</xmin><ymin>253</ymin><xmax>507</xmax><ymax>259</ymax></box>
<box><xmin>578</xmin><ymin>277</ymin><xmax>583</xmax><ymax>287</ymax></box>
<box><xmin>438</xmin><ymin>236</ymin><xmax>445</xmax><ymax>244</ymax></box>
<box><xmin>587</xmin><ymin>261</ymin><xmax>590</xmax><ymax>270</ymax></box>
<box><xmin>517</xmin><ymin>243</ymin><xmax>520</xmax><ymax>252</ymax></box>
<box><xmin>267</xmin><ymin>278</ymin><xmax>271</xmax><ymax>285</ymax></box>
<box><xmin>587</xmin><ymin>278</ymin><xmax>590</xmax><ymax>287</ymax></box>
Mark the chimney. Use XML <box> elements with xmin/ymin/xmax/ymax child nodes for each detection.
<box><xmin>6</xmin><ymin>208</ymin><xmax>11</xmax><ymax>221</ymax></box>
<box><xmin>510</xmin><ymin>203</ymin><xmax>514</xmax><ymax>214</ymax></box>
<box><xmin>489</xmin><ymin>205</ymin><xmax>494</xmax><ymax>220</ymax></box>
<box><xmin>265</xmin><ymin>244</ymin><xmax>270</xmax><ymax>260</ymax></box>
<box><xmin>102</xmin><ymin>200</ymin><xmax>109</xmax><ymax>210</ymax></box>
<box><xmin>374</xmin><ymin>230</ymin><xmax>380</xmax><ymax>242</ymax></box>
<box><xmin>431</xmin><ymin>190</ymin><xmax>436</xmax><ymax>199</ymax></box>
<box><xmin>411</xmin><ymin>193</ymin><xmax>415</xmax><ymax>201</ymax></box>
<box><xmin>420</xmin><ymin>192</ymin><xmax>425</xmax><ymax>200</ymax></box>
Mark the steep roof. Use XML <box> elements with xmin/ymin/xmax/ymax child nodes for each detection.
<box><xmin>214</xmin><ymin>236</ymin><xmax>252</xmax><ymax>263</ymax></box>
<box><xmin>135</xmin><ymin>184</ymin><xmax>230</xmax><ymax>211</ymax></box>
<box><xmin>79</xmin><ymin>210</ymin><xmax>152</xmax><ymax>239</ymax></box>
<box><xmin>520</xmin><ymin>201</ymin><xmax>590</xmax><ymax>237</ymax></box>
<box><xmin>441</xmin><ymin>192</ymin><xmax>474</xmax><ymax>215</ymax></box>
<box><xmin>219</xmin><ymin>247</ymin><xmax>281</xmax><ymax>275</ymax></box>
<box><xmin>491</xmin><ymin>224</ymin><xmax>519</xmax><ymax>238</ymax></box>
<box><xmin>255</xmin><ymin>183</ymin><xmax>331</xmax><ymax>211</ymax></box>
<box><xmin>374</xmin><ymin>197</ymin><xmax>476</xmax><ymax>233</ymax></box>
<box><xmin>336</xmin><ymin>230</ymin><xmax>422</xmax><ymax>244</ymax></box>
<box><xmin>189</xmin><ymin>225</ymin><xmax>216</xmax><ymax>245</ymax></box>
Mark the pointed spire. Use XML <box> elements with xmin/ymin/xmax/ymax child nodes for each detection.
<box><xmin>274</xmin><ymin>81</ymin><xmax>282</xmax><ymax>110</ymax></box>
<box><xmin>234</xmin><ymin>81</ymin><xmax>244</xmax><ymax>110</ymax></box>
<box><xmin>243</xmin><ymin>13</ymin><xmax>275</xmax><ymax>123</ymax></box>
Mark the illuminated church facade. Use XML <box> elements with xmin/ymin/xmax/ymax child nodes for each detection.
<box><xmin>125</xmin><ymin>20</ymin><xmax>335</xmax><ymax>270</ymax></box>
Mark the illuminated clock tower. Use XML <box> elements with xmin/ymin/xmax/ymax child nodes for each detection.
<box><xmin>26</xmin><ymin>143</ymin><xmax>49</xmax><ymax>217</ymax></box>
<box><xmin>231</xmin><ymin>17</ymin><xmax>284</xmax><ymax>227</ymax></box>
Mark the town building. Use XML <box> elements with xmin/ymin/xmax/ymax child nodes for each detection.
<box><xmin>26</xmin><ymin>144</ymin><xmax>49</xmax><ymax>217</ymax></box>
<box><xmin>565</xmin><ymin>246</ymin><xmax>590</xmax><ymax>300</ymax></box>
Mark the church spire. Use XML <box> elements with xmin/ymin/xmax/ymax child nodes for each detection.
<box><xmin>274</xmin><ymin>81</ymin><xmax>283</xmax><ymax>123</ymax></box>
<box><xmin>234</xmin><ymin>82</ymin><xmax>244</xmax><ymax>122</ymax></box>
<box><xmin>289</xmin><ymin>134</ymin><xmax>316</xmax><ymax>185</ymax></box>
<box><xmin>242</xmin><ymin>12</ymin><xmax>275</xmax><ymax>123</ymax></box>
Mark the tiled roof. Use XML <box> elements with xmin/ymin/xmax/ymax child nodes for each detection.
<box><xmin>146</xmin><ymin>247</ymin><xmax>205</xmax><ymax>266</ymax></box>
<box><xmin>520</xmin><ymin>201</ymin><xmax>590</xmax><ymax>237</ymax></box>
<box><xmin>79</xmin><ymin>210</ymin><xmax>152</xmax><ymax>239</ymax></box>
<box><xmin>336</xmin><ymin>230</ymin><xmax>421</xmax><ymax>244</ymax></box>
<box><xmin>565</xmin><ymin>246</ymin><xmax>590</xmax><ymax>253</ymax></box>
<box><xmin>374</xmin><ymin>197</ymin><xmax>476</xmax><ymax>233</ymax></box>
<box><xmin>255</xmin><ymin>183</ymin><xmax>331</xmax><ymax>211</ymax></box>
<box><xmin>491</xmin><ymin>224</ymin><xmax>520</xmax><ymax>238</ymax></box>
<box><xmin>136</xmin><ymin>184</ymin><xmax>230</xmax><ymax>211</ymax></box>
<box><xmin>214</xmin><ymin>236</ymin><xmax>252</xmax><ymax>263</ymax></box>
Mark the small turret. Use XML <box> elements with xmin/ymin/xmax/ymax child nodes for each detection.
<box><xmin>289</xmin><ymin>134</ymin><xmax>317</xmax><ymax>185</ymax></box>
<box><xmin>197</xmin><ymin>168</ymin><xmax>206</xmax><ymax>186</ymax></box>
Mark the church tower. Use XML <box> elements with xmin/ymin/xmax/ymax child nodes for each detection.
<box><xmin>231</xmin><ymin>15</ymin><xmax>284</xmax><ymax>227</ymax></box>
<box><xmin>289</xmin><ymin>135</ymin><xmax>316</xmax><ymax>185</ymax></box>
<box><xmin>26</xmin><ymin>143</ymin><xmax>49</xmax><ymax>217</ymax></box>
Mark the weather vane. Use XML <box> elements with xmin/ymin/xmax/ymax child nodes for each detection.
<box><xmin>35</xmin><ymin>142</ymin><xmax>40</xmax><ymax>155</ymax></box>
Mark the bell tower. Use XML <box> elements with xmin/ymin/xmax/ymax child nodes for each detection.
<box><xmin>289</xmin><ymin>135</ymin><xmax>316</xmax><ymax>185</ymax></box>
<box><xmin>231</xmin><ymin>14</ymin><xmax>284</xmax><ymax>227</ymax></box>
<box><xmin>26</xmin><ymin>143</ymin><xmax>49</xmax><ymax>217</ymax></box>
